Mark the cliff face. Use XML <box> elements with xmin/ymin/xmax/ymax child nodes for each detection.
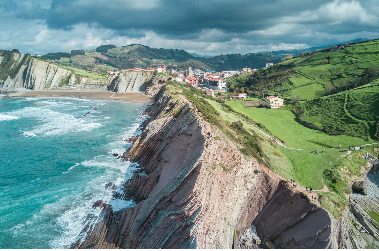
<box><xmin>0</xmin><ymin>51</ymin><xmax>85</xmax><ymax>90</ymax></box>
<box><xmin>107</xmin><ymin>71</ymin><xmax>154</xmax><ymax>93</ymax></box>
<box><xmin>73</xmin><ymin>83</ymin><xmax>337</xmax><ymax>249</ymax></box>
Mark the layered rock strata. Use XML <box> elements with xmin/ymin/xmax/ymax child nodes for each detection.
<box><xmin>0</xmin><ymin>52</ymin><xmax>86</xmax><ymax>90</ymax></box>
<box><xmin>107</xmin><ymin>71</ymin><xmax>154</xmax><ymax>93</ymax></box>
<box><xmin>73</xmin><ymin>84</ymin><xmax>336</xmax><ymax>249</ymax></box>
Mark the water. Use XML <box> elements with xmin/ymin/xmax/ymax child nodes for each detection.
<box><xmin>0</xmin><ymin>97</ymin><xmax>146</xmax><ymax>248</ymax></box>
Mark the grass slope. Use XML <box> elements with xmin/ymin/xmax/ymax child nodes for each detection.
<box><xmin>300</xmin><ymin>81</ymin><xmax>379</xmax><ymax>138</ymax></box>
<box><xmin>225</xmin><ymin>100</ymin><xmax>376</xmax><ymax>191</ymax></box>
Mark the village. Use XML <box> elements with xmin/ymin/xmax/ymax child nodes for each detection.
<box><xmin>101</xmin><ymin>62</ymin><xmax>284</xmax><ymax>109</ymax></box>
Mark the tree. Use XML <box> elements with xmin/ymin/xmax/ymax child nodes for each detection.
<box><xmin>96</xmin><ymin>45</ymin><xmax>116</xmax><ymax>53</ymax></box>
<box><xmin>71</xmin><ymin>49</ymin><xmax>85</xmax><ymax>56</ymax></box>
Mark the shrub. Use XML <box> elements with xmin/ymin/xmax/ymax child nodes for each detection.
<box><xmin>96</xmin><ymin>44</ymin><xmax>116</xmax><ymax>53</ymax></box>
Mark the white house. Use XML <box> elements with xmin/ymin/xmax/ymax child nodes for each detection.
<box><xmin>239</xmin><ymin>93</ymin><xmax>248</xmax><ymax>99</ymax></box>
<box><xmin>266</xmin><ymin>96</ymin><xmax>284</xmax><ymax>109</ymax></box>
<box><xmin>157</xmin><ymin>63</ymin><xmax>166</xmax><ymax>73</ymax></box>
<box><xmin>266</xmin><ymin>62</ymin><xmax>274</xmax><ymax>68</ymax></box>
<box><xmin>218</xmin><ymin>79</ymin><xmax>227</xmax><ymax>91</ymax></box>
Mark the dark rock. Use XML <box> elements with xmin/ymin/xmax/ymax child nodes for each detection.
<box><xmin>92</xmin><ymin>200</ymin><xmax>103</xmax><ymax>208</ymax></box>
<box><xmin>105</xmin><ymin>182</ymin><xmax>113</xmax><ymax>188</ymax></box>
<box><xmin>352</xmin><ymin>180</ymin><xmax>367</xmax><ymax>195</ymax></box>
<box><xmin>113</xmin><ymin>153</ymin><xmax>118</xmax><ymax>157</ymax></box>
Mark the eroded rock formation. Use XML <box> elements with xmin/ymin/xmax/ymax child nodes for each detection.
<box><xmin>0</xmin><ymin>51</ymin><xmax>87</xmax><ymax>90</ymax></box>
<box><xmin>107</xmin><ymin>71</ymin><xmax>154</xmax><ymax>93</ymax></box>
<box><xmin>73</xmin><ymin>83</ymin><xmax>337</xmax><ymax>249</ymax></box>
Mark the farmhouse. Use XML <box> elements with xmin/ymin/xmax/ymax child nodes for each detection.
<box><xmin>239</xmin><ymin>93</ymin><xmax>248</xmax><ymax>99</ymax></box>
<box><xmin>266</xmin><ymin>96</ymin><xmax>284</xmax><ymax>109</ymax></box>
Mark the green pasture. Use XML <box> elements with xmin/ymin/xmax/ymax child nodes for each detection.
<box><xmin>301</xmin><ymin>82</ymin><xmax>379</xmax><ymax>138</ymax></box>
<box><xmin>57</xmin><ymin>65</ymin><xmax>108</xmax><ymax>81</ymax></box>
<box><xmin>280</xmin><ymin>147</ymin><xmax>343</xmax><ymax>190</ymax></box>
<box><xmin>288</xmin><ymin>74</ymin><xmax>312</xmax><ymax>87</ymax></box>
<box><xmin>283</xmin><ymin>83</ymin><xmax>325</xmax><ymax>100</ymax></box>
<box><xmin>225</xmin><ymin>101</ymin><xmax>375</xmax><ymax>149</ymax></box>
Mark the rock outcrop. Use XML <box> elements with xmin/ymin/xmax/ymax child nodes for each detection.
<box><xmin>73</xmin><ymin>83</ymin><xmax>337</xmax><ymax>249</ymax></box>
<box><xmin>107</xmin><ymin>71</ymin><xmax>154</xmax><ymax>93</ymax></box>
<box><xmin>0</xmin><ymin>50</ymin><xmax>86</xmax><ymax>90</ymax></box>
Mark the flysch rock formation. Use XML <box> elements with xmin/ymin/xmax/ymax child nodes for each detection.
<box><xmin>107</xmin><ymin>71</ymin><xmax>154</xmax><ymax>93</ymax></box>
<box><xmin>336</xmin><ymin>153</ymin><xmax>379</xmax><ymax>249</ymax></box>
<box><xmin>0</xmin><ymin>51</ymin><xmax>86</xmax><ymax>90</ymax></box>
<box><xmin>72</xmin><ymin>82</ymin><xmax>337</xmax><ymax>249</ymax></box>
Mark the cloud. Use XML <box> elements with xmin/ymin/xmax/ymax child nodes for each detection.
<box><xmin>1</xmin><ymin>0</ymin><xmax>379</xmax><ymax>55</ymax></box>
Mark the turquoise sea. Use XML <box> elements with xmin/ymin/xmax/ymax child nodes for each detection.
<box><xmin>0</xmin><ymin>97</ymin><xmax>145</xmax><ymax>248</ymax></box>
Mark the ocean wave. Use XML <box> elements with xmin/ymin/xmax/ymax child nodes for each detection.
<box><xmin>0</xmin><ymin>114</ymin><xmax>19</xmax><ymax>121</ymax></box>
<box><xmin>9</xmin><ymin>107</ymin><xmax>102</xmax><ymax>136</ymax></box>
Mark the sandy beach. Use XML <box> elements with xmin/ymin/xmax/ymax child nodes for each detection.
<box><xmin>15</xmin><ymin>90</ymin><xmax>152</xmax><ymax>103</ymax></box>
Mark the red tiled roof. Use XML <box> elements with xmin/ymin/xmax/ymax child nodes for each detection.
<box><xmin>267</xmin><ymin>96</ymin><xmax>277</xmax><ymax>99</ymax></box>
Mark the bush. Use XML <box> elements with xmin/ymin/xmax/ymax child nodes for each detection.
<box><xmin>71</xmin><ymin>49</ymin><xmax>85</xmax><ymax>56</ymax></box>
<box><xmin>96</xmin><ymin>44</ymin><xmax>116</xmax><ymax>53</ymax></box>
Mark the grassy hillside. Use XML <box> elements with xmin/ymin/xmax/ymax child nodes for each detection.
<box><xmin>298</xmin><ymin>81</ymin><xmax>379</xmax><ymax>138</ymax></box>
<box><xmin>40</xmin><ymin>44</ymin><xmax>282</xmax><ymax>72</ymax></box>
<box><xmin>227</xmin><ymin>38</ymin><xmax>379</xmax><ymax>139</ymax></box>
<box><xmin>227</xmin><ymin>39</ymin><xmax>379</xmax><ymax>99</ymax></box>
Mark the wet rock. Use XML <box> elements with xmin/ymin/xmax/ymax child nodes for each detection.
<box><xmin>265</xmin><ymin>241</ymin><xmax>275</xmax><ymax>249</ymax></box>
<box><xmin>105</xmin><ymin>182</ymin><xmax>113</xmax><ymax>188</ymax></box>
<box><xmin>113</xmin><ymin>153</ymin><xmax>118</xmax><ymax>157</ymax></box>
<box><xmin>92</xmin><ymin>200</ymin><xmax>103</xmax><ymax>208</ymax></box>
<box><xmin>352</xmin><ymin>180</ymin><xmax>367</xmax><ymax>195</ymax></box>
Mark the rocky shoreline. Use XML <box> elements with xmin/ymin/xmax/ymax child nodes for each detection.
<box><xmin>70</xmin><ymin>81</ymin><xmax>339</xmax><ymax>249</ymax></box>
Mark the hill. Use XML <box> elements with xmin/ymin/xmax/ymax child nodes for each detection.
<box><xmin>40</xmin><ymin>44</ymin><xmax>282</xmax><ymax>72</ymax></box>
<box><xmin>227</xmin><ymin>38</ymin><xmax>379</xmax><ymax>139</ymax></box>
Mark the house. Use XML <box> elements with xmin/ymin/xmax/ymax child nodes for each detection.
<box><xmin>266</xmin><ymin>63</ymin><xmax>274</xmax><ymax>68</ymax></box>
<box><xmin>157</xmin><ymin>63</ymin><xmax>166</xmax><ymax>73</ymax></box>
<box><xmin>239</xmin><ymin>93</ymin><xmax>248</xmax><ymax>99</ymax></box>
<box><xmin>266</xmin><ymin>96</ymin><xmax>284</xmax><ymax>109</ymax></box>
<box><xmin>145</xmin><ymin>68</ymin><xmax>157</xmax><ymax>72</ymax></box>
<box><xmin>217</xmin><ymin>79</ymin><xmax>227</xmax><ymax>91</ymax></box>
<box><xmin>92</xmin><ymin>68</ymin><xmax>98</xmax><ymax>72</ymax></box>
<box><xmin>205</xmin><ymin>89</ymin><xmax>214</xmax><ymax>97</ymax></box>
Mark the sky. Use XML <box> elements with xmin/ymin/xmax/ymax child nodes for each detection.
<box><xmin>1</xmin><ymin>0</ymin><xmax>379</xmax><ymax>56</ymax></box>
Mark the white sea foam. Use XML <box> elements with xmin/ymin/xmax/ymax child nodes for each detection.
<box><xmin>0</xmin><ymin>114</ymin><xmax>19</xmax><ymax>121</ymax></box>
<box><xmin>67</xmin><ymin>163</ymin><xmax>79</xmax><ymax>172</ymax></box>
<box><xmin>9</xmin><ymin>107</ymin><xmax>101</xmax><ymax>136</ymax></box>
<box><xmin>108</xmin><ymin>198</ymin><xmax>135</xmax><ymax>212</ymax></box>
<box><xmin>23</xmin><ymin>131</ymin><xmax>37</xmax><ymax>137</ymax></box>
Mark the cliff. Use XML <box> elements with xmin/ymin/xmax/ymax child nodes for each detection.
<box><xmin>107</xmin><ymin>71</ymin><xmax>154</xmax><ymax>93</ymax></box>
<box><xmin>73</xmin><ymin>82</ymin><xmax>337</xmax><ymax>249</ymax></box>
<box><xmin>0</xmin><ymin>50</ymin><xmax>85</xmax><ymax>90</ymax></box>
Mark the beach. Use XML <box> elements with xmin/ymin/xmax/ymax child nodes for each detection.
<box><xmin>15</xmin><ymin>90</ymin><xmax>152</xmax><ymax>103</ymax></box>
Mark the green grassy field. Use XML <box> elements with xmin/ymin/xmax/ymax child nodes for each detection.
<box><xmin>280</xmin><ymin>147</ymin><xmax>342</xmax><ymax>189</ymax></box>
<box><xmin>282</xmin><ymin>83</ymin><xmax>325</xmax><ymax>100</ymax></box>
<box><xmin>223</xmin><ymin>100</ymin><xmax>377</xmax><ymax>191</ymax></box>
<box><xmin>301</xmin><ymin>81</ymin><xmax>379</xmax><ymax>138</ymax></box>
<box><xmin>56</xmin><ymin>65</ymin><xmax>108</xmax><ymax>81</ymax></box>
<box><xmin>225</xmin><ymin>101</ymin><xmax>374</xmax><ymax>149</ymax></box>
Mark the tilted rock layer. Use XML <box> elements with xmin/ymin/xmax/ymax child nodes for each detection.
<box><xmin>73</xmin><ymin>84</ymin><xmax>337</xmax><ymax>249</ymax></box>
<box><xmin>0</xmin><ymin>51</ymin><xmax>85</xmax><ymax>90</ymax></box>
<box><xmin>107</xmin><ymin>71</ymin><xmax>154</xmax><ymax>93</ymax></box>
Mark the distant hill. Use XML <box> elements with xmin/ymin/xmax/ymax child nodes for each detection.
<box><xmin>40</xmin><ymin>44</ymin><xmax>283</xmax><ymax>72</ymax></box>
<box><xmin>227</xmin><ymin>38</ymin><xmax>379</xmax><ymax>138</ymax></box>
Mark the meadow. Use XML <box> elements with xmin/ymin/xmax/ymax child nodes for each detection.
<box><xmin>222</xmin><ymin>100</ymin><xmax>377</xmax><ymax>191</ymax></box>
<box><xmin>225</xmin><ymin>101</ymin><xmax>375</xmax><ymax>149</ymax></box>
